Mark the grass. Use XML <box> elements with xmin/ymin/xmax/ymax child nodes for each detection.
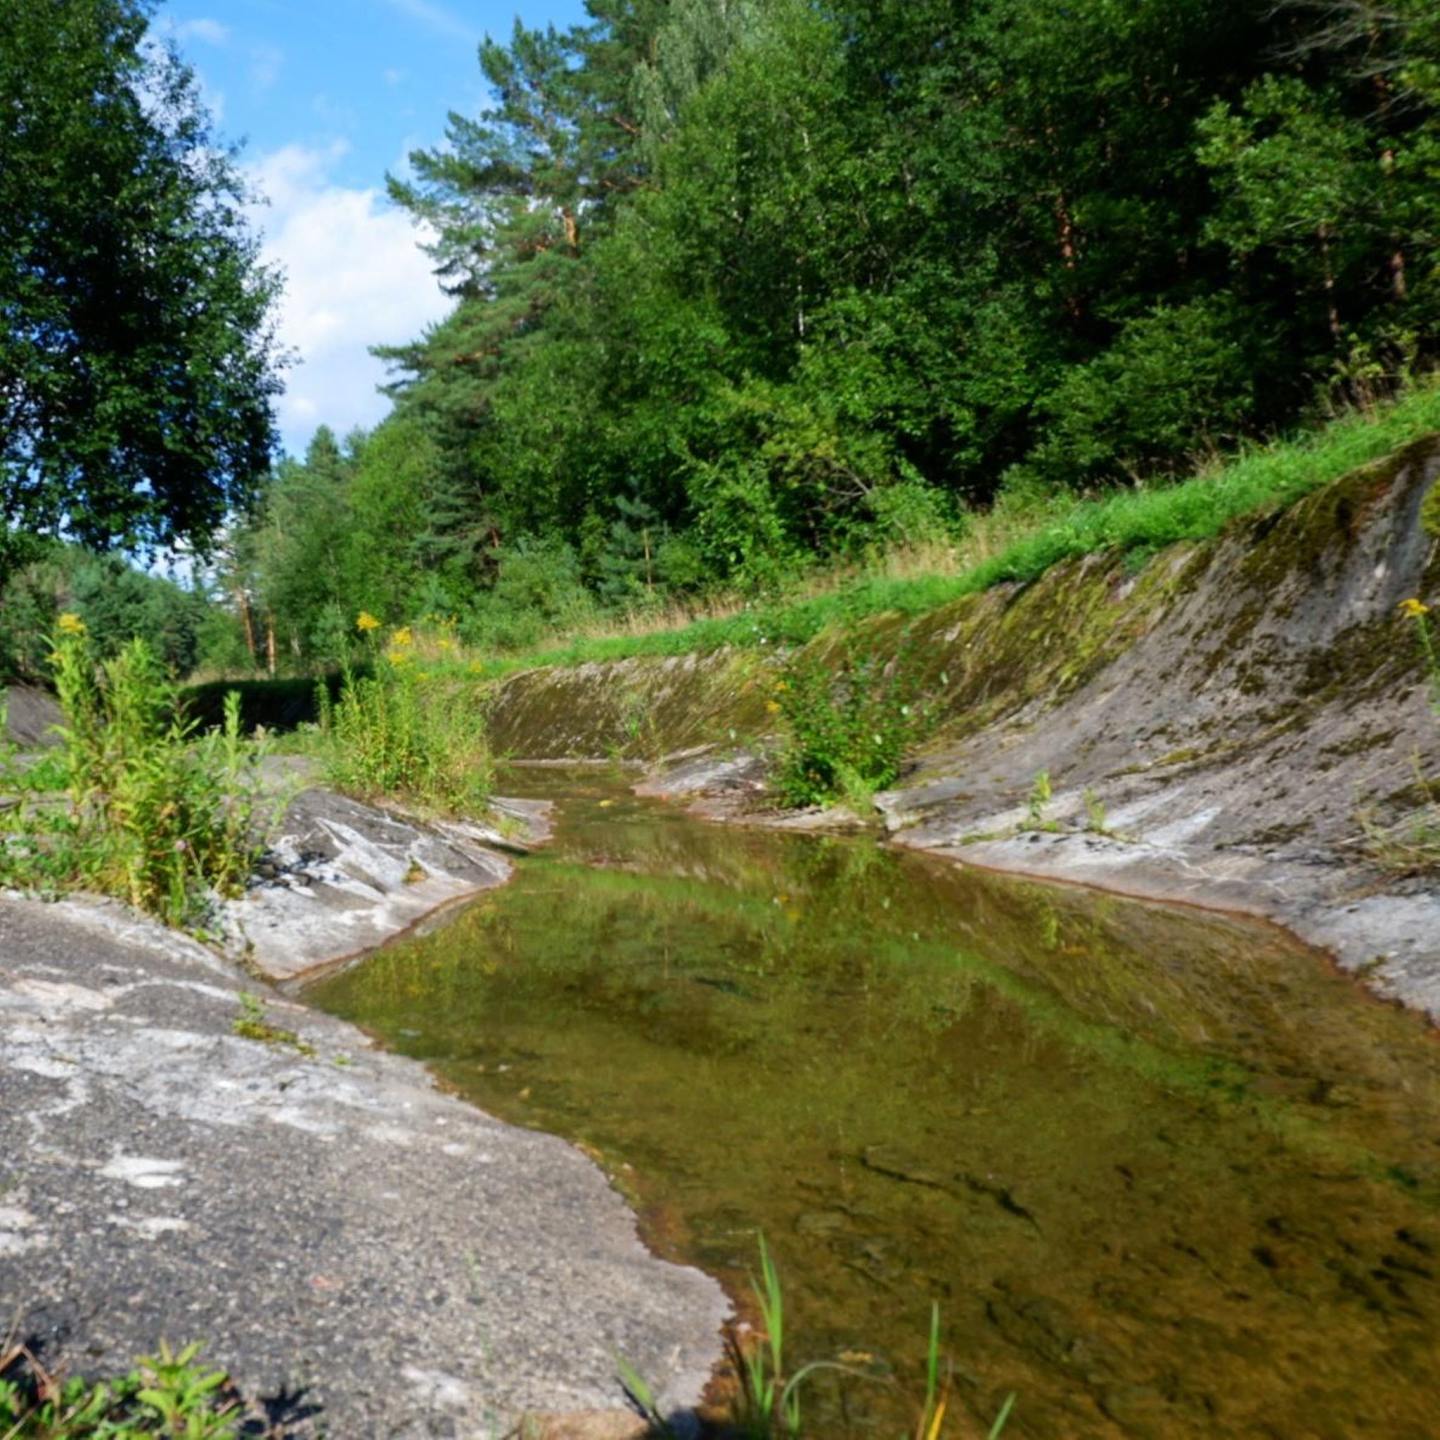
<box><xmin>462</xmin><ymin>380</ymin><xmax>1440</xmax><ymax>678</ymax></box>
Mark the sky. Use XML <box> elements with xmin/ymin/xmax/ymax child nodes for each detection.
<box><xmin>154</xmin><ymin>0</ymin><xmax>591</xmax><ymax>458</ymax></box>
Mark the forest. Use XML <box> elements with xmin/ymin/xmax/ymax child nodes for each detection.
<box><xmin>5</xmin><ymin>0</ymin><xmax>1440</xmax><ymax>673</ymax></box>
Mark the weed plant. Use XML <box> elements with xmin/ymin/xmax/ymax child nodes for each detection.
<box><xmin>0</xmin><ymin>1337</ymin><xmax>239</xmax><ymax>1438</ymax></box>
<box><xmin>772</xmin><ymin>649</ymin><xmax>926</xmax><ymax>810</ymax></box>
<box><xmin>315</xmin><ymin>619</ymin><xmax>493</xmax><ymax>816</ymax></box>
<box><xmin>0</xmin><ymin>621</ymin><xmax>268</xmax><ymax>927</ymax></box>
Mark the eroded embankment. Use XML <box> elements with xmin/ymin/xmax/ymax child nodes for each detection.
<box><xmin>487</xmin><ymin>436</ymin><xmax>1440</xmax><ymax>1014</ymax></box>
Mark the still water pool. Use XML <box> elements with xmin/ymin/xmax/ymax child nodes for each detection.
<box><xmin>305</xmin><ymin>769</ymin><xmax>1440</xmax><ymax>1437</ymax></box>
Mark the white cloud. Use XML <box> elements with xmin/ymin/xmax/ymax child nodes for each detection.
<box><xmin>249</xmin><ymin>44</ymin><xmax>283</xmax><ymax>91</ymax></box>
<box><xmin>243</xmin><ymin>142</ymin><xmax>451</xmax><ymax>455</ymax></box>
<box><xmin>383</xmin><ymin>0</ymin><xmax>478</xmax><ymax>44</ymax></box>
<box><xmin>174</xmin><ymin>17</ymin><xmax>230</xmax><ymax>46</ymax></box>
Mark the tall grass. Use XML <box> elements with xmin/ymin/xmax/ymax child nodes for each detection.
<box><xmin>0</xmin><ymin>620</ymin><xmax>268</xmax><ymax>927</ymax></box>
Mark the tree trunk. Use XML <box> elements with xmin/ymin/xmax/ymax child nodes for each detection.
<box><xmin>265</xmin><ymin>613</ymin><xmax>277</xmax><ymax>678</ymax></box>
<box><xmin>1054</xmin><ymin>192</ymin><xmax>1083</xmax><ymax>320</ymax></box>
<box><xmin>236</xmin><ymin>588</ymin><xmax>257</xmax><ymax>667</ymax></box>
<box><xmin>1317</xmin><ymin>222</ymin><xmax>1343</xmax><ymax>345</ymax></box>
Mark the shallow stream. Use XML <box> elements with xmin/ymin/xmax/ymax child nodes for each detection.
<box><xmin>306</xmin><ymin>770</ymin><xmax>1440</xmax><ymax>1438</ymax></box>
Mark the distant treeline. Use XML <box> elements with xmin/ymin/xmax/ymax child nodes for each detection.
<box><xmin>222</xmin><ymin>0</ymin><xmax>1440</xmax><ymax>662</ymax></box>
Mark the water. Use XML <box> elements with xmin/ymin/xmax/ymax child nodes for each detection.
<box><xmin>305</xmin><ymin>770</ymin><xmax>1440</xmax><ymax>1437</ymax></box>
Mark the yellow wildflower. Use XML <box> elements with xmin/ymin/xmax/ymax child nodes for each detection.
<box><xmin>356</xmin><ymin>611</ymin><xmax>382</xmax><ymax>633</ymax></box>
<box><xmin>391</xmin><ymin>626</ymin><xmax>414</xmax><ymax>648</ymax></box>
<box><xmin>56</xmin><ymin>612</ymin><xmax>87</xmax><ymax>636</ymax></box>
<box><xmin>1399</xmin><ymin>598</ymin><xmax>1431</xmax><ymax>619</ymax></box>
<box><xmin>765</xmin><ymin>699</ymin><xmax>782</xmax><ymax>714</ymax></box>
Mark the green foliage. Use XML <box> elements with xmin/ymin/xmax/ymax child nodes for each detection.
<box><xmin>1027</xmin><ymin>300</ymin><xmax>1257</xmax><ymax>487</ymax></box>
<box><xmin>0</xmin><ymin>547</ymin><xmax>213</xmax><ymax>683</ymax></box>
<box><xmin>466</xmin><ymin>384</ymin><xmax>1440</xmax><ymax>677</ymax></box>
<box><xmin>0</xmin><ymin>1339</ymin><xmax>239</xmax><ymax>1438</ymax></box>
<box><xmin>227</xmin><ymin>0</ymin><xmax>1440</xmax><ymax>654</ymax></box>
<box><xmin>462</xmin><ymin>539</ymin><xmax>598</xmax><ymax>651</ymax></box>
<box><xmin>317</xmin><ymin>632</ymin><xmax>492</xmax><ymax>817</ymax></box>
<box><xmin>772</xmin><ymin>649</ymin><xmax>926</xmax><ymax>810</ymax></box>
<box><xmin>0</xmin><ymin>623</ymin><xmax>268</xmax><ymax>927</ymax></box>
<box><xmin>1083</xmin><ymin>788</ymin><xmax>1111</xmax><ymax>837</ymax></box>
<box><xmin>0</xmin><ymin>0</ymin><xmax>280</xmax><ymax>571</ymax></box>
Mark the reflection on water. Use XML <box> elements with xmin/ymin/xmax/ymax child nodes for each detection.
<box><xmin>305</xmin><ymin>769</ymin><xmax>1440</xmax><ymax>1438</ymax></box>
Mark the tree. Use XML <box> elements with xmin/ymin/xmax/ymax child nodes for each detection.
<box><xmin>0</xmin><ymin>0</ymin><xmax>282</xmax><ymax>576</ymax></box>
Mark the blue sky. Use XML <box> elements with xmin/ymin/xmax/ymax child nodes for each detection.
<box><xmin>155</xmin><ymin>0</ymin><xmax>591</xmax><ymax>456</ymax></box>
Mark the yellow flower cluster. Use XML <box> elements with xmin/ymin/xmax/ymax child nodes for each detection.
<box><xmin>56</xmin><ymin>612</ymin><xmax>87</xmax><ymax>636</ymax></box>
<box><xmin>356</xmin><ymin>611</ymin><xmax>382</xmax><ymax>633</ymax></box>
<box><xmin>1399</xmin><ymin>598</ymin><xmax>1431</xmax><ymax>619</ymax></box>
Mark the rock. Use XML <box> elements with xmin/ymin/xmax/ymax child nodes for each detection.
<box><xmin>0</xmin><ymin>893</ymin><xmax>728</xmax><ymax>1437</ymax></box>
<box><xmin>221</xmin><ymin>787</ymin><xmax>551</xmax><ymax>983</ymax></box>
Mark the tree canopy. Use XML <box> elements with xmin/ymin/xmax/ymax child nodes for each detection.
<box><xmin>234</xmin><ymin>0</ymin><xmax>1440</xmax><ymax>662</ymax></box>
<box><xmin>0</xmin><ymin>0</ymin><xmax>282</xmax><ymax>574</ymax></box>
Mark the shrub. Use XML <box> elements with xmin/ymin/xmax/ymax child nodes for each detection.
<box><xmin>1029</xmin><ymin>299</ymin><xmax>1257</xmax><ymax>488</ymax></box>
<box><xmin>0</xmin><ymin>620</ymin><xmax>268</xmax><ymax>926</ymax></box>
<box><xmin>772</xmin><ymin>647</ymin><xmax>927</xmax><ymax>809</ymax></box>
<box><xmin>317</xmin><ymin>625</ymin><xmax>492</xmax><ymax>816</ymax></box>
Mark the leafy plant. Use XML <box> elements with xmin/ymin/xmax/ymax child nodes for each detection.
<box><xmin>772</xmin><ymin>648</ymin><xmax>927</xmax><ymax>810</ymax></box>
<box><xmin>1082</xmin><ymin>787</ymin><xmax>1107</xmax><ymax>834</ymax></box>
<box><xmin>1399</xmin><ymin>597</ymin><xmax>1438</xmax><ymax>713</ymax></box>
<box><xmin>0</xmin><ymin>620</ymin><xmax>269</xmax><ymax>927</ymax></box>
<box><xmin>315</xmin><ymin>619</ymin><xmax>493</xmax><ymax>816</ymax></box>
<box><xmin>0</xmin><ymin>1337</ymin><xmax>240</xmax><ymax>1438</ymax></box>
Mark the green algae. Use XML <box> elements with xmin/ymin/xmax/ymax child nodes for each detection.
<box><xmin>307</xmin><ymin>772</ymin><xmax>1440</xmax><ymax>1440</ymax></box>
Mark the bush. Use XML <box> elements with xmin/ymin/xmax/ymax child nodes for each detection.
<box><xmin>460</xmin><ymin>537</ymin><xmax>599</xmax><ymax>651</ymax></box>
<box><xmin>1029</xmin><ymin>299</ymin><xmax>1257</xmax><ymax>487</ymax></box>
<box><xmin>772</xmin><ymin>647</ymin><xmax>927</xmax><ymax>809</ymax></box>
<box><xmin>317</xmin><ymin>632</ymin><xmax>492</xmax><ymax>816</ymax></box>
<box><xmin>0</xmin><ymin>620</ymin><xmax>268</xmax><ymax>926</ymax></box>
